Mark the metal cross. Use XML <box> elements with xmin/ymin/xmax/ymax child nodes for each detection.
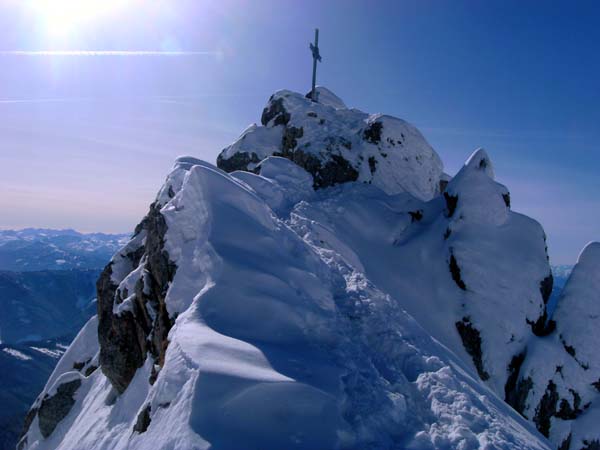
<box><xmin>309</xmin><ymin>28</ymin><xmax>322</xmax><ymax>102</ymax></box>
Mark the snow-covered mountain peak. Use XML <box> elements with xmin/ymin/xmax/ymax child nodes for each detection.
<box><xmin>19</xmin><ymin>87</ymin><xmax>600</xmax><ymax>450</ymax></box>
<box><xmin>217</xmin><ymin>87</ymin><xmax>443</xmax><ymax>200</ymax></box>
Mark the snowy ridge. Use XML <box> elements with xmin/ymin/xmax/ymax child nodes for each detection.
<box><xmin>19</xmin><ymin>88</ymin><xmax>599</xmax><ymax>450</ymax></box>
<box><xmin>19</xmin><ymin>158</ymin><xmax>549</xmax><ymax>450</ymax></box>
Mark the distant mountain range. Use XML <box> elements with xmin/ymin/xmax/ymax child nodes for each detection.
<box><xmin>0</xmin><ymin>228</ymin><xmax>129</xmax><ymax>272</ymax></box>
<box><xmin>0</xmin><ymin>269</ymin><xmax>98</xmax><ymax>345</ymax></box>
<box><xmin>0</xmin><ymin>229</ymin><xmax>125</xmax><ymax>450</ymax></box>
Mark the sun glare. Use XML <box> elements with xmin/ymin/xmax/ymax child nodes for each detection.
<box><xmin>28</xmin><ymin>0</ymin><xmax>131</xmax><ymax>38</ymax></box>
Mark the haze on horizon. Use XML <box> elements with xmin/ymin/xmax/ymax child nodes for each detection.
<box><xmin>0</xmin><ymin>0</ymin><xmax>598</xmax><ymax>265</ymax></box>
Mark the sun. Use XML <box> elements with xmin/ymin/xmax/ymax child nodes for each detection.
<box><xmin>28</xmin><ymin>0</ymin><xmax>130</xmax><ymax>38</ymax></box>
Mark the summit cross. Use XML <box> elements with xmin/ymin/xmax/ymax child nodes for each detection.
<box><xmin>309</xmin><ymin>28</ymin><xmax>322</xmax><ymax>102</ymax></box>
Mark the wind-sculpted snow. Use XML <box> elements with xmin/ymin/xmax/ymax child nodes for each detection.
<box><xmin>20</xmin><ymin>156</ymin><xmax>550</xmax><ymax>450</ymax></box>
<box><xmin>217</xmin><ymin>86</ymin><xmax>443</xmax><ymax>200</ymax></box>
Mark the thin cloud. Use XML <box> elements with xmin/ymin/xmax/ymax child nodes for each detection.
<box><xmin>0</xmin><ymin>50</ymin><xmax>221</xmax><ymax>56</ymax></box>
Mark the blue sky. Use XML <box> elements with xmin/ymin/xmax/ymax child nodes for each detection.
<box><xmin>0</xmin><ymin>0</ymin><xmax>598</xmax><ymax>264</ymax></box>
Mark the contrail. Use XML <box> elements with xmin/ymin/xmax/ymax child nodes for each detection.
<box><xmin>0</xmin><ymin>50</ymin><xmax>221</xmax><ymax>56</ymax></box>
<box><xmin>0</xmin><ymin>98</ymin><xmax>93</xmax><ymax>104</ymax></box>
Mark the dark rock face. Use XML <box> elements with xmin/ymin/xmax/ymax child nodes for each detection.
<box><xmin>290</xmin><ymin>150</ymin><xmax>359</xmax><ymax>189</ymax></box>
<box><xmin>38</xmin><ymin>379</ymin><xmax>82</xmax><ymax>438</ymax></box>
<box><xmin>563</xmin><ymin>339</ymin><xmax>577</xmax><ymax>358</ymax></box>
<box><xmin>261</xmin><ymin>97</ymin><xmax>290</xmax><ymax>126</ymax></box>
<box><xmin>582</xmin><ymin>440</ymin><xmax>600</xmax><ymax>450</ymax></box>
<box><xmin>456</xmin><ymin>317</ymin><xmax>490</xmax><ymax>380</ymax></box>
<box><xmin>443</xmin><ymin>227</ymin><xmax>452</xmax><ymax>240</ymax></box>
<box><xmin>282</xmin><ymin>126</ymin><xmax>304</xmax><ymax>155</ymax></box>
<box><xmin>449</xmin><ymin>253</ymin><xmax>467</xmax><ymax>291</ymax></box>
<box><xmin>318</xmin><ymin>155</ymin><xmax>359</xmax><ymax>188</ymax></box>
<box><xmin>72</xmin><ymin>361</ymin><xmax>86</xmax><ymax>371</ymax></box>
<box><xmin>558</xmin><ymin>434</ymin><xmax>572</xmax><ymax>450</ymax></box>
<box><xmin>540</xmin><ymin>274</ymin><xmax>553</xmax><ymax>304</ymax></box>
<box><xmin>409</xmin><ymin>210</ymin><xmax>423</xmax><ymax>222</ymax></box>
<box><xmin>533</xmin><ymin>380</ymin><xmax>559</xmax><ymax>438</ymax></box>
<box><xmin>556</xmin><ymin>389</ymin><xmax>585</xmax><ymax>421</ymax></box>
<box><xmin>502</xmin><ymin>193</ymin><xmax>511</xmax><ymax>208</ymax></box>
<box><xmin>444</xmin><ymin>192</ymin><xmax>458</xmax><ymax>218</ymax></box>
<box><xmin>133</xmin><ymin>404</ymin><xmax>151</xmax><ymax>433</ymax></box>
<box><xmin>363</xmin><ymin>121</ymin><xmax>383</xmax><ymax>144</ymax></box>
<box><xmin>84</xmin><ymin>365</ymin><xmax>98</xmax><ymax>377</ymax></box>
<box><xmin>528</xmin><ymin>274</ymin><xmax>555</xmax><ymax>337</ymax></box>
<box><xmin>505</xmin><ymin>352</ymin><xmax>533</xmax><ymax>415</ymax></box>
<box><xmin>98</xmin><ymin>202</ymin><xmax>176</xmax><ymax>394</ymax></box>
<box><xmin>368</xmin><ymin>156</ymin><xmax>377</xmax><ymax>175</ymax></box>
<box><xmin>526</xmin><ymin>310</ymin><xmax>556</xmax><ymax>337</ymax></box>
<box><xmin>528</xmin><ymin>313</ymin><xmax>556</xmax><ymax>337</ymax></box>
<box><xmin>216</xmin><ymin>151</ymin><xmax>260</xmax><ymax>173</ymax></box>
<box><xmin>97</xmin><ymin>264</ymin><xmax>145</xmax><ymax>394</ymax></box>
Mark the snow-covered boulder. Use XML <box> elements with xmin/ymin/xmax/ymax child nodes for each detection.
<box><xmin>217</xmin><ymin>87</ymin><xmax>443</xmax><ymax>200</ymax></box>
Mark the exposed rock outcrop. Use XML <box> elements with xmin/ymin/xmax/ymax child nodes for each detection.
<box><xmin>217</xmin><ymin>87</ymin><xmax>443</xmax><ymax>200</ymax></box>
<box><xmin>133</xmin><ymin>404</ymin><xmax>151</xmax><ymax>433</ymax></box>
<box><xmin>98</xmin><ymin>200</ymin><xmax>177</xmax><ymax>394</ymax></box>
<box><xmin>456</xmin><ymin>317</ymin><xmax>489</xmax><ymax>380</ymax></box>
<box><xmin>38</xmin><ymin>379</ymin><xmax>81</xmax><ymax>438</ymax></box>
